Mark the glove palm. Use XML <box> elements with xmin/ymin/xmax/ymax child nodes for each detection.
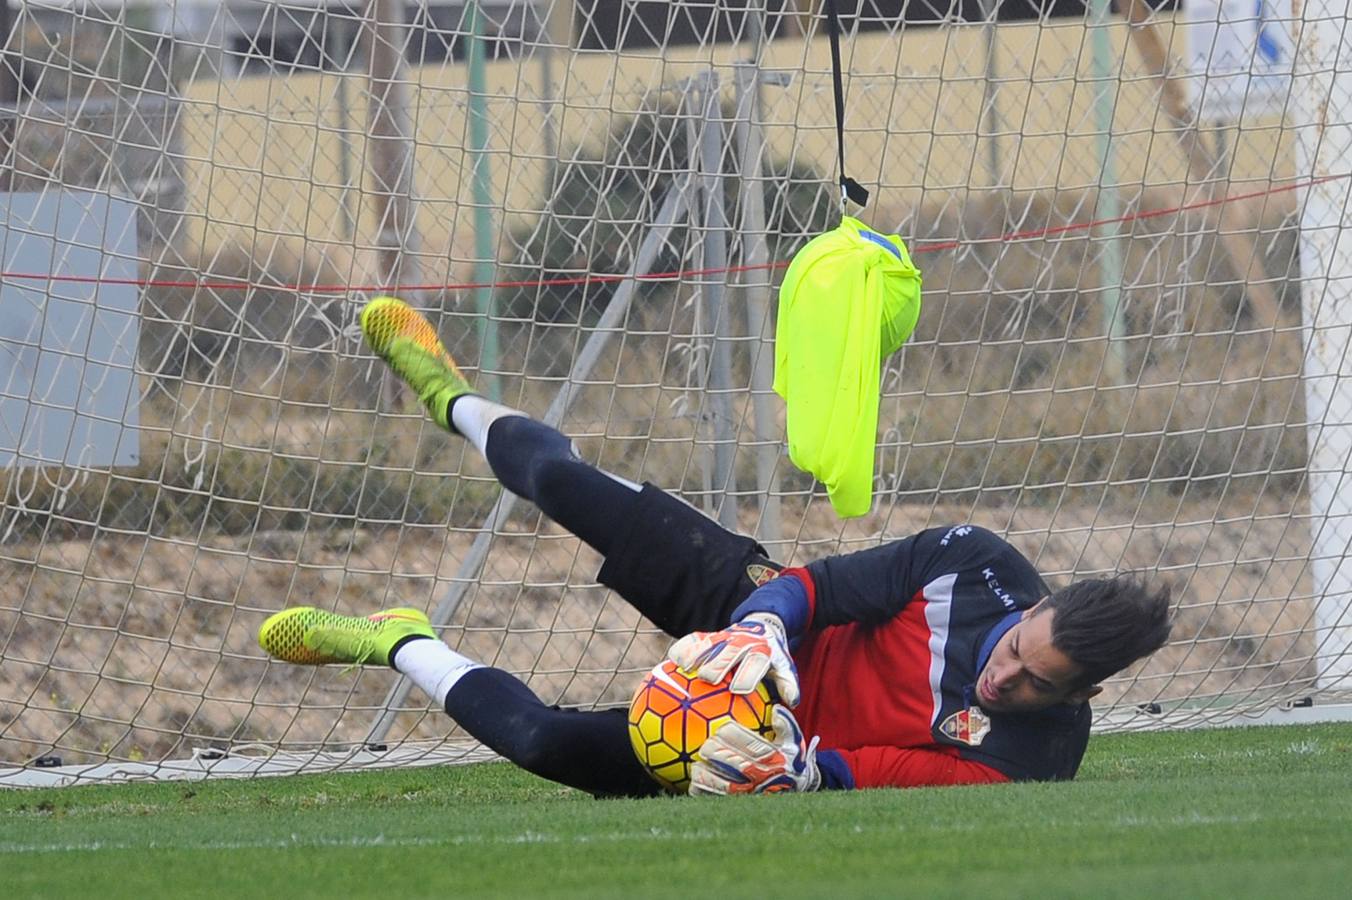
<box><xmin>690</xmin><ymin>706</ymin><xmax>821</xmax><ymax>795</ymax></box>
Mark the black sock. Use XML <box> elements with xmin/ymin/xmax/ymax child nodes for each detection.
<box><xmin>443</xmin><ymin>668</ymin><xmax>660</xmax><ymax>798</ymax></box>
<box><xmin>481</xmin><ymin>416</ymin><xmax>640</xmax><ymax>557</ymax></box>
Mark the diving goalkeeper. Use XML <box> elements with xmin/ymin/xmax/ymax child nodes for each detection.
<box><xmin>259</xmin><ymin>297</ymin><xmax>1172</xmax><ymax>797</ymax></box>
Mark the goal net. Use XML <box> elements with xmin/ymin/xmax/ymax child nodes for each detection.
<box><xmin>1</xmin><ymin>0</ymin><xmax>1348</xmax><ymax>784</ymax></box>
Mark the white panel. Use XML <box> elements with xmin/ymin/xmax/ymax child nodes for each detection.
<box><xmin>1293</xmin><ymin>0</ymin><xmax>1352</xmax><ymax>687</ymax></box>
<box><xmin>0</xmin><ymin>191</ymin><xmax>140</xmax><ymax>468</ymax></box>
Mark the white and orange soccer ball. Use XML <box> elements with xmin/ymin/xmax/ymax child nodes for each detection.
<box><xmin>626</xmin><ymin>658</ymin><xmax>775</xmax><ymax>794</ymax></box>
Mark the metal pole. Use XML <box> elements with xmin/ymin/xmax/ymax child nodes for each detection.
<box><xmin>1293</xmin><ymin>0</ymin><xmax>1352</xmax><ymax>689</ymax></box>
<box><xmin>733</xmin><ymin>60</ymin><xmax>782</xmax><ymax>550</ymax></box>
<box><xmin>0</xmin><ymin>0</ymin><xmax>18</xmax><ymax>192</ymax></box>
<box><xmin>364</xmin><ymin>1</ymin><xmax>423</xmax><ymax>412</ymax></box>
<box><xmin>977</xmin><ymin>0</ymin><xmax>1002</xmax><ymax>190</ymax></box>
<box><xmin>1088</xmin><ymin>0</ymin><xmax>1125</xmax><ymax>377</ymax></box>
<box><xmin>1118</xmin><ymin>0</ymin><xmax>1281</xmax><ymax>334</ymax></box>
<box><xmin>365</xmin><ymin>0</ymin><xmax>422</xmax><ymax>289</ymax></box>
<box><xmin>539</xmin><ymin>0</ymin><xmax>573</xmax><ymax>195</ymax></box>
<box><xmin>336</xmin><ymin>18</ymin><xmax>358</xmax><ymax>240</ymax></box>
<box><xmin>464</xmin><ymin>1</ymin><xmax>499</xmax><ymax>399</ymax></box>
<box><xmin>366</xmin><ymin>177</ymin><xmax>693</xmax><ymax>743</ymax></box>
<box><xmin>690</xmin><ymin>74</ymin><xmax>739</xmax><ymax>531</ymax></box>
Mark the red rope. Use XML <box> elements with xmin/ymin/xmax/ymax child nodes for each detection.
<box><xmin>1</xmin><ymin>174</ymin><xmax>1343</xmax><ymax>294</ymax></box>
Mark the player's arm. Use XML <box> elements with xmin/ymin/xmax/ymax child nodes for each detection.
<box><xmin>670</xmin><ymin>527</ymin><xmax>974</xmax><ymax>702</ymax></box>
<box><xmin>818</xmin><ymin>745</ymin><xmax>1009</xmax><ymax>790</ymax></box>
<box><xmin>792</xmin><ymin>526</ymin><xmax>1025</xmax><ymax>630</ymax></box>
<box><xmin>669</xmin><ymin>536</ymin><xmax>929</xmax><ymax>703</ymax></box>
<box><xmin>668</xmin><ymin>568</ymin><xmax>817</xmax><ymax>704</ymax></box>
<box><xmin>689</xmin><ymin>708</ymin><xmax>1009</xmax><ymax>794</ymax></box>
<box><xmin>728</xmin><ymin>530</ymin><xmax>941</xmax><ymax>637</ymax></box>
<box><xmin>799</xmin><ymin>531</ymin><xmax>936</xmax><ymax>628</ymax></box>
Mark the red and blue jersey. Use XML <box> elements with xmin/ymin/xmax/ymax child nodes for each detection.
<box><xmin>734</xmin><ymin>525</ymin><xmax>1091</xmax><ymax>790</ymax></box>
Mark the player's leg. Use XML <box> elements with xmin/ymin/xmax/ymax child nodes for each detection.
<box><xmin>593</xmin><ymin>483</ymin><xmax>783</xmax><ymax>635</ymax></box>
<box><xmin>396</xmin><ymin>639</ymin><xmax>660</xmax><ymax>798</ymax></box>
<box><xmin>439</xmin><ymin>405</ymin><xmax>782</xmax><ymax>633</ymax></box>
<box><xmin>455</xmin><ymin>407</ymin><xmax>642</xmax><ymax>560</ymax></box>
<box><xmin>360</xmin><ymin>296</ymin><xmax>639</xmax><ymax>558</ymax></box>
<box><xmin>462</xmin><ymin>408</ymin><xmax>777</xmax><ymax>634</ymax></box>
<box><xmin>360</xmin><ymin>296</ymin><xmax>779</xmax><ymax>634</ymax></box>
<box><xmin>259</xmin><ymin>607</ymin><xmax>660</xmax><ymax>797</ymax></box>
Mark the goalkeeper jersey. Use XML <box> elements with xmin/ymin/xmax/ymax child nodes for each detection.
<box><xmin>735</xmin><ymin>525</ymin><xmax>1091</xmax><ymax>790</ymax></box>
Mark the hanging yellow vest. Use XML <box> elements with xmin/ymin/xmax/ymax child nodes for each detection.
<box><xmin>773</xmin><ymin>216</ymin><xmax>923</xmax><ymax>517</ymax></box>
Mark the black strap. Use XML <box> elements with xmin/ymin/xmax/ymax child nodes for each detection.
<box><xmin>824</xmin><ymin>0</ymin><xmax>869</xmax><ymax>209</ymax></box>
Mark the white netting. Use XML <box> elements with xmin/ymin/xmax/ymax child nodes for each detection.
<box><xmin>2</xmin><ymin>1</ymin><xmax>1349</xmax><ymax>781</ymax></box>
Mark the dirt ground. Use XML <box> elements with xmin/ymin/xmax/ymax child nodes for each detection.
<box><xmin>0</xmin><ymin>490</ymin><xmax>1319</xmax><ymax>766</ymax></box>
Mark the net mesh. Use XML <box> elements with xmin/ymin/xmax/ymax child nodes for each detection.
<box><xmin>0</xmin><ymin>1</ymin><xmax>1346</xmax><ymax>778</ymax></box>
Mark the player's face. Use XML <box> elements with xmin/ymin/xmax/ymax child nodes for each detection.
<box><xmin>974</xmin><ymin>605</ymin><xmax>1098</xmax><ymax>714</ymax></box>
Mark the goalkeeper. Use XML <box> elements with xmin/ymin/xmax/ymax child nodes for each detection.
<box><xmin>259</xmin><ymin>297</ymin><xmax>1172</xmax><ymax>798</ymax></box>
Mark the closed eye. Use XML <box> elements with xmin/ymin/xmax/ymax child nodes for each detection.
<box><xmin>1013</xmin><ymin>630</ymin><xmax>1056</xmax><ymax>692</ymax></box>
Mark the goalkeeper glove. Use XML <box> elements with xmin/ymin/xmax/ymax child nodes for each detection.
<box><xmin>667</xmin><ymin>612</ymin><xmax>799</xmax><ymax>706</ymax></box>
<box><xmin>690</xmin><ymin>706</ymin><xmax>821</xmax><ymax>795</ymax></box>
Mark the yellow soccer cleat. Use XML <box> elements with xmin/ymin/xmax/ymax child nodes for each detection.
<box><xmin>259</xmin><ymin>606</ymin><xmax>435</xmax><ymax>668</ymax></box>
<box><xmin>360</xmin><ymin>296</ymin><xmax>473</xmax><ymax>431</ymax></box>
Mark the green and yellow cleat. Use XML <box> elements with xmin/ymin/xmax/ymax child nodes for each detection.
<box><xmin>360</xmin><ymin>295</ymin><xmax>474</xmax><ymax>432</ymax></box>
<box><xmin>258</xmin><ymin>606</ymin><xmax>435</xmax><ymax>668</ymax></box>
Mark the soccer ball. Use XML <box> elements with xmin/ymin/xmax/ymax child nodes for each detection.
<box><xmin>627</xmin><ymin>658</ymin><xmax>775</xmax><ymax>794</ymax></box>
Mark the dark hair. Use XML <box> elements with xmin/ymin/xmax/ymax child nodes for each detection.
<box><xmin>1042</xmin><ymin>574</ymin><xmax>1173</xmax><ymax>688</ymax></box>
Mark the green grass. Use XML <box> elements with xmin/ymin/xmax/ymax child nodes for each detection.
<box><xmin>3</xmin><ymin>723</ymin><xmax>1350</xmax><ymax>899</ymax></box>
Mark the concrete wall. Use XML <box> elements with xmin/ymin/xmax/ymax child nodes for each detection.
<box><xmin>177</xmin><ymin>18</ymin><xmax>1295</xmax><ymax>273</ymax></box>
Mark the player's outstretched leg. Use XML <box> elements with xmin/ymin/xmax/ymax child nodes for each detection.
<box><xmin>358</xmin><ymin>295</ymin><xmax>642</xmax><ymax>558</ymax></box>
<box><xmin>360</xmin><ymin>295</ymin><xmax>474</xmax><ymax>432</ymax></box>
<box><xmin>356</xmin><ymin>296</ymin><xmax>754</xmax><ymax>633</ymax></box>
<box><xmin>258</xmin><ymin>607</ymin><xmax>660</xmax><ymax>797</ymax></box>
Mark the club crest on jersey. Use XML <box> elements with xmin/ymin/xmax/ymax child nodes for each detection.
<box><xmin>940</xmin><ymin>706</ymin><xmax>992</xmax><ymax>746</ymax></box>
<box><xmin>745</xmin><ymin>563</ymin><xmax>780</xmax><ymax>587</ymax></box>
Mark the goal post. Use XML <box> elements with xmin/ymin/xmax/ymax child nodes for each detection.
<box><xmin>1292</xmin><ymin>0</ymin><xmax>1352</xmax><ymax>690</ymax></box>
<box><xmin>3</xmin><ymin>0</ymin><xmax>1352</xmax><ymax>786</ymax></box>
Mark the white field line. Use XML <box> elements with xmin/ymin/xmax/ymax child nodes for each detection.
<box><xmin>0</xmin><ymin>812</ymin><xmax>1287</xmax><ymax>855</ymax></box>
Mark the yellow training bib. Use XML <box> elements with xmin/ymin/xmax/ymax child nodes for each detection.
<box><xmin>774</xmin><ymin>217</ymin><xmax>923</xmax><ymax>517</ymax></box>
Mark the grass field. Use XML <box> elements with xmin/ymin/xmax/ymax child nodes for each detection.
<box><xmin>3</xmin><ymin>722</ymin><xmax>1350</xmax><ymax>899</ymax></box>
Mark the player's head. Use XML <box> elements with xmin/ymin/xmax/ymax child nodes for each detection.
<box><xmin>975</xmin><ymin>574</ymin><xmax>1172</xmax><ymax>714</ymax></box>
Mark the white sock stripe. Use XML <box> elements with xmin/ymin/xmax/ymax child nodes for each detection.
<box><xmin>601</xmin><ymin>468</ymin><xmax>642</xmax><ymax>492</ymax></box>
